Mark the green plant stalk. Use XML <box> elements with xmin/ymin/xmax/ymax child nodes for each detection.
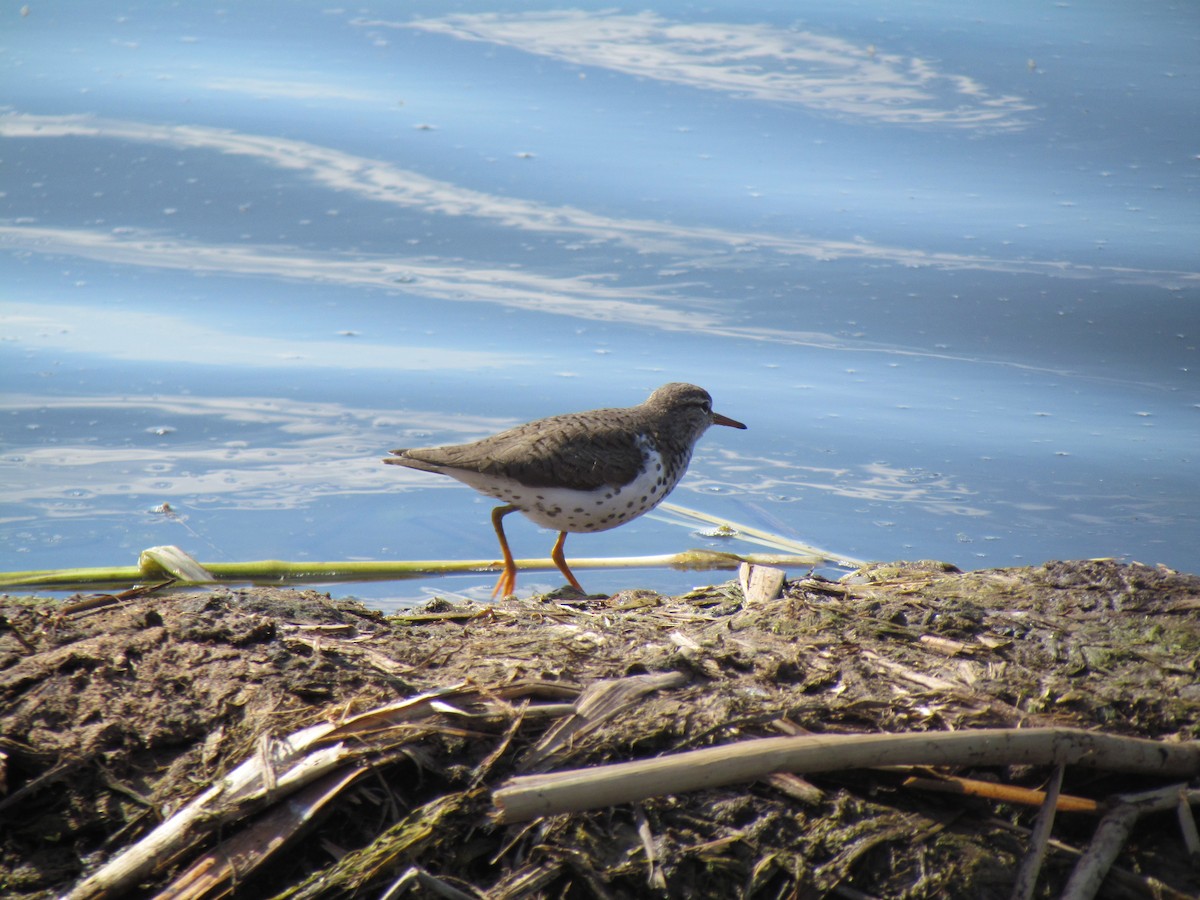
<box><xmin>0</xmin><ymin>549</ymin><xmax>824</xmax><ymax>590</ymax></box>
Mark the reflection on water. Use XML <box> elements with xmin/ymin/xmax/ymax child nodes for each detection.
<box><xmin>397</xmin><ymin>10</ymin><xmax>1035</xmax><ymax>130</ymax></box>
<box><xmin>1</xmin><ymin>2</ymin><xmax>1196</xmax><ymax>605</ymax></box>
<box><xmin>710</xmin><ymin>454</ymin><xmax>987</xmax><ymax>517</ymax></box>
<box><xmin>3</xmin><ymin>393</ymin><xmax>517</xmax><ymax>501</ymax></box>
<box><xmin>3</xmin><ymin>113</ymin><xmax>1189</xmax><ymax>290</ymax></box>
<box><xmin>1</xmin><ymin>302</ymin><xmax>524</xmax><ymax>370</ymax></box>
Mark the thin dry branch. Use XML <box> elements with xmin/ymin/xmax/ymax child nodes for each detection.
<box><xmin>1010</xmin><ymin>763</ymin><xmax>1065</xmax><ymax>900</ymax></box>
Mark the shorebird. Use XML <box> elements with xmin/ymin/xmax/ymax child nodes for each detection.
<box><xmin>384</xmin><ymin>382</ymin><xmax>746</xmax><ymax>597</ymax></box>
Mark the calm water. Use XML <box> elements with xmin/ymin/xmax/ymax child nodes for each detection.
<box><xmin>3</xmin><ymin>2</ymin><xmax>1198</xmax><ymax>609</ymax></box>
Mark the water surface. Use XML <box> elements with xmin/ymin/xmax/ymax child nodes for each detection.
<box><xmin>3</xmin><ymin>1</ymin><xmax>1197</xmax><ymax>608</ymax></box>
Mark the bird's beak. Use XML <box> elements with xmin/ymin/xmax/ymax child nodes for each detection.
<box><xmin>712</xmin><ymin>411</ymin><xmax>747</xmax><ymax>430</ymax></box>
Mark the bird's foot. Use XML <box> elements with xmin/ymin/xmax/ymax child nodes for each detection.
<box><xmin>491</xmin><ymin>566</ymin><xmax>518</xmax><ymax>599</ymax></box>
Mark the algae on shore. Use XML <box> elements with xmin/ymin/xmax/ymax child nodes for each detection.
<box><xmin>1</xmin><ymin>559</ymin><xmax>1197</xmax><ymax>898</ymax></box>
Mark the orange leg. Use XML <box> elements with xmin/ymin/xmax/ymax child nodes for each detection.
<box><xmin>550</xmin><ymin>530</ymin><xmax>585</xmax><ymax>593</ymax></box>
<box><xmin>490</xmin><ymin>505</ymin><xmax>519</xmax><ymax>598</ymax></box>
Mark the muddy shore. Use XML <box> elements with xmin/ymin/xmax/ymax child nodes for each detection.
<box><xmin>2</xmin><ymin>559</ymin><xmax>1198</xmax><ymax>898</ymax></box>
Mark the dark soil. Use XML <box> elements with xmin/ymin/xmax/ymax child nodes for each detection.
<box><xmin>1</xmin><ymin>559</ymin><xmax>1198</xmax><ymax>898</ymax></box>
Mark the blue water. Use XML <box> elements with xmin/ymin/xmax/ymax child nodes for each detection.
<box><xmin>3</xmin><ymin>1</ymin><xmax>1197</xmax><ymax>610</ymax></box>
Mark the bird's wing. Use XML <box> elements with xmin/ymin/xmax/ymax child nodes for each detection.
<box><xmin>388</xmin><ymin>412</ymin><xmax>645</xmax><ymax>490</ymax></box>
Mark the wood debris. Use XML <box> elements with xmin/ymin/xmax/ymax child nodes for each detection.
<box><xmin>0</xmin><ymin>558</ymin><xmax>1197</xmax><ymax>898</ymax></box>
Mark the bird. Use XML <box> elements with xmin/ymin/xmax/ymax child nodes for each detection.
<box><xmin>383</xmin><ymin>382</ymin><xmax>747</xmax><ymax>597</ymax></box>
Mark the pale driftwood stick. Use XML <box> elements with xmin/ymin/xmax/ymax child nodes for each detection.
<box><xmin>1060</xmin><ymin>803</ymin><xmax>1139</xmax><ymax>900</ymax></box>
<box><xmin>492</xmin><ymin>728</ymin><xmax>1200</xmax><ymax>824</ymax></box>
<box><xmin>1178</xmin><ymin>787</ymin><xmax>1200</xmax><ymax>857</ymax></box>
<box><xmin>1010</xmin><ymin>763</ymin><xmax>1065</xmax><ymax>900</ymax></box>
<box><xmin>1061</xmin><ymin>784</ymin><xmax>1199</xmax><ymax>900</ymax></box>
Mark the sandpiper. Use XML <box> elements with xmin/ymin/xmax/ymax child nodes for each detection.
<box><xmin>384</xmin><ymin>382</ymin><xmax>746</xmax><ymax>597</ymax></box>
